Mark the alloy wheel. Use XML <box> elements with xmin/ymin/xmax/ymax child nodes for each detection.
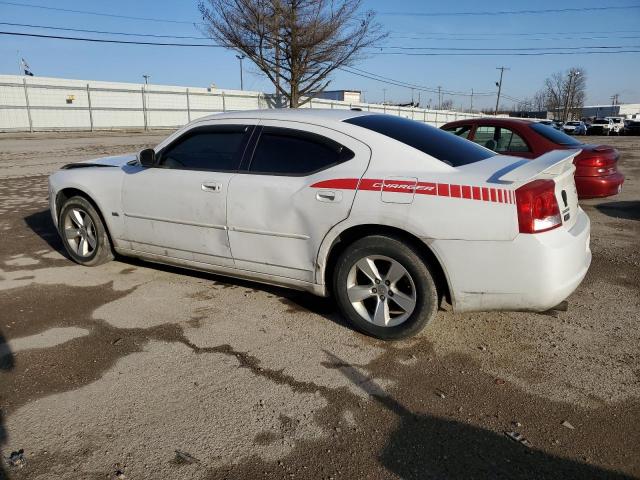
<box><xmin>346</xmin><ymin>255</ymin><xmax>417</xmax><ymax>327</ymax></box>
<box><xmin>63</xmin><ymin>208</ymin><xmax>98</xmax><ymax>258</ymax></box>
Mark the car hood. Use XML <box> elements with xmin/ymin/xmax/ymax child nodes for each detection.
<box><xmin>61</xmin><ymin>153</ymin><xmax>138</xmax><ymax>170</ymax></box>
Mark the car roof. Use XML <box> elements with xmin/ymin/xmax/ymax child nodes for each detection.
<box><xmin>196</xmin><ymin>108</ymin><xmax>370</xmax><ymax>124</ymax></box>
<box><xmin>442</xmin><ymin>117</ymin><xmax>538</xmax><ymax>128</ymax></box>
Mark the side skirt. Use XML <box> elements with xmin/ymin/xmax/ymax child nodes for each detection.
<box><xmin>114</xmin><ymin>247</ymin><xmax>328</xmax><ymax>297</ymax></box>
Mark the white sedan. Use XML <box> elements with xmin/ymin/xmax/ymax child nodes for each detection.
<box><xmin>49</xmin><ymin>109</ymin><xmax>591</xmax><ymax>339</ymax></box>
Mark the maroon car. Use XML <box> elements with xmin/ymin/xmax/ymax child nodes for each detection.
<box><xmin>441</xmin><ymin>118</ymin><xmax>624</xmax><ymax>198</ymax></box>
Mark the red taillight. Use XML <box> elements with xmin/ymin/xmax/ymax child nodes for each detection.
<box><xmin>515</xmin><ymin>179</ymin><xmax>562</xmax><ymax>234</ymax></box>
<box><xmin>576</xmin><ymin>155</ymin><xmax>615</xmax><ymax>168</ymax></box>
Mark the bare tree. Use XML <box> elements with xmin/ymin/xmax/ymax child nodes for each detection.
<box><xmin>541</xmin><ymin>67</ymin><xmax>586</xmax><ymax>120</ymax></box>
<box><xmin>198</xmin><ymin>0</ymin><xmax>386</xmax><ymax>108</ymax></box>
<box><xmin>440</xmin><ymin>99</ymin><xmax>453</xmax><ymax>111</ymax></box>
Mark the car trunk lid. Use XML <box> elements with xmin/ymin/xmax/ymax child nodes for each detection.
<box><xmin>498</xmin><ymin>149</ymin><xmax>581</xmax><ymax>230</ymax></box>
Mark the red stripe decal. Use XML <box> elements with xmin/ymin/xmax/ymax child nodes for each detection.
<box><xmin>437</xmin><ymin>183</ymin><xmax>450</xmax><ymax>197</ymax></box>
<box><xmin>310</xmin><ymin>178</ymin><xmax>360</xmax><ymax>189</ymax></box>
<box><xmin>416</xmin><ymin>181</ymin><xmax>437</xmax><ymax>195</ymax></box>
<box><xmin>311</xmin><ymin>178</ymin><xmax>514</xmax><ymax>205</ymax></box>
<box><xmin>357</xmin><ymin>178</ymin><xmax>383</xmax><ymax>191</ymax></box>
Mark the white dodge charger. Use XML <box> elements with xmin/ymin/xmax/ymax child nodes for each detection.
<box><xmin>49</xmin><ymin>109</ymin><xmax>591</xmax><ymax>339</ymax></box>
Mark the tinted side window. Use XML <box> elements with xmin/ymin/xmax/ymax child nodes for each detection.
<box><xmin>443</xmin><ymin>125</ymin><xmax>472</xmax><ymax>139</ymax></box>
<box><xmin>530</xmin><ymin>123</ymin><xmax>582</xmax><ymax>146</ymax></box>
<box><xmin>344</xmin><ymin>115</ymin><xmax>494</xmax><ymax>167</ymax></box>
<box><xmin>159</xmin><ymin>126</ymin><xmax>248</xmax><ymax>171</ymax></box>
<box><xmin>497</xmin><ymin>128</ymin><xmax>530</xmax><ymax>153</ymax></box>
<box><xmin>249</xmin><ymin>127</ymin><xmax>353</xmax><ymax>175</ymax></box>
<box><xmin>473</xmin><ymin>126</ymin><xmax>498</xmax><ymax>149</ymax></box>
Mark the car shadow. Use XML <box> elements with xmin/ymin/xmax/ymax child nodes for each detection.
<box><xmin>0</xmin><ymin>331</ymin><xmax>15</xmax><ymax>479</ymax></box>
<box><xmin>594</xmin><ymin>201</ymin><xmax>640</xmax><ymax>221</ymax></box>
<box><xmin>324</xmin><ymin>350</ymin><xmax>634</xmax><ymax>480</ymax></box>
<box><xmin>22</xmin><ymin>208</ymin><xmax>349</xmax><ymax>331</ymax></box>
<box><xmin>23</xmin><ymin>209</ymin><xmax>68</xmax><ymax>258</ymax></box>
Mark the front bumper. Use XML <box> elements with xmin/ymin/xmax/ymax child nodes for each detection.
<box><xmin>576</xmin><ymin>172</ymin><xmax>624</xmax><ymax>198</ymax></box>
<box><xmin>431</xmin><ymin>209</ymin><xmax>591</xmax><ymax>312</ymax></box>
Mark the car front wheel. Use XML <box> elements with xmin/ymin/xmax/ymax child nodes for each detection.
<box><xmin>58</xmin><ymin>196</ymin><xmax>114</xmax><ymax>266</ymax></box>
<box><xmin>333</xmin><ymin>235</ymin><xmax>438</xmax><ymax>340</ymax></box>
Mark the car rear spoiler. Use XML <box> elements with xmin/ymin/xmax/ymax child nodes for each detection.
<box><xmin>497</xmin><ymin>149</ymin><xmax>581</xmax><ymax>183</ymax></box>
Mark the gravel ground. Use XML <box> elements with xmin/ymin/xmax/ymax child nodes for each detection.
<box><xmin>0</xmin><ymin>130</ymin><xmax>638</xmax><ymax>480</ymax></box>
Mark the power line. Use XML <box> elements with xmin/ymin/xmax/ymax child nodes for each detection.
<box><xmin>343</xmin><ymin>65</ymin><xmax>494</xmax><ymax>97</ymax></box>
<box><xmin>5</xmin><ymin>22</ymin><xmax>637</xmax><ymax>51</ymax></box>
<box><xmin>0</xmin><ymin>1</ymin><xmax>199</xmax><ymax>24</ymax></box>
<box><xmin>339</xmin><ymin>66</ymin><xmax>494</xmax><ymax>99</ymax></box>
<box><xmin>4</xmin><ymin>31</ymin><xmax>640</xmax><ymax>57</ymax></box>
<box><xmin>0</xmin><ymin>31</ymin><xmax>224</xmax><ymax>47</ymax></box>
<box><xmin>0</xmin><ymin>22</ymin><xmax>208</xmax><ymax>40</ymax></box>
<box><xmin>374</xmin><ymin>49</ymin><xmax>640</xmax><ymax>56</ymax></box>
<box><xmin>379</xmin><ymin>6</ymin><xmax>640</xmax><ymax>17</ymax></box>
<box><xmin>390</xmin><ymin>29</ymin><xmax>640</xmax><ymax>37</ymax></box>
<box><xmin>389</xmin><ymin>34</ymin><xmax>640</xmax><ymax>42</ymax></box>
<box><xmin>382</xmin><ymin>45</ymin><xmax>640</xmax><ymax>51</ymax></box>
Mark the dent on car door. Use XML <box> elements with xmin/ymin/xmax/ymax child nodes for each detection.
<box><xmin>226</xmin><ymin>123</ymin><xmax>371</xmax><ymax>282</ymax></box>
<box><xmin>121</xmin><ymin>124</ymin><xmax>253</xmax><ymax>266</ymax></box>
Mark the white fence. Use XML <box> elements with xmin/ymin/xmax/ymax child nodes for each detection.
<box><xmin>0</xmin><ymin>74</ymin><xmax>486</xmax><ymax>132</ymax></box>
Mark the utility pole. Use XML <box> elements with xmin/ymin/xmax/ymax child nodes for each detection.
<box><xmin>470</xmin><ymin>88</ymin><xmax>474</xmax><ymax>112</ymax></box>
<box><xmin>235</xmin><ymin>54</ymin><xmax>245</xmax><ymax>90</ymax></box>
<box><xmin>142</xmin><ymin>74</ymin><xmax>150</xmax><ymax>86</ymax></box>
<box><xmin>411</xmin><ymin>88</ymin><xmax>414</xmax><ymax>105</ymax></box>
<box><xmin>437</xmin><ymin>86</ymin><xmax>442</xmax><ymax>110</ymax></box>
<box><xmin>494</xmin><ymin>66</ymin><xmax>509</xmax><ymax>115</ymax></box>
<box><xmin>383</xmin><ymin>88</ymin><xmax>386</xmax><ymax>104</ymax></box>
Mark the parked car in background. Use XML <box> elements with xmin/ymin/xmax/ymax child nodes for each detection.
<box><xmin>563</xmin><ymin>121</ymin><xmax>587</xmax><ymax>135</ymax></box>
<box><xmin>623</xmin><ymin>118</ymin><xmax>640</xmax><ymax>135</ymax></box>
<box><xmin>605</xmin><ymin>117</ymin><xmax>625</xmax><ymax>135</ymax></box>
<box><xmin>441</xmin><ymin>117</ymin><xmax>624</xmax><ymax>198</ymax></box>
<box><xmin>48</xmin><ymin>110</ymin><xmax>592</xmax><ymax>340</ymax></box>
<box><xmin>587</xmin><ymin>118</ymin><xmax>614</xmax><ymax>136</ymax></box>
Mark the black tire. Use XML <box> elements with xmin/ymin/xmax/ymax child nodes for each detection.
<box><xmin>333</xmin><ymin>235</ymin><xmax>438</xmax><ymax>340</ymax></box>
<box><xmin>58</xmin><ymin>195</ymin><xmax>114</xmax><ymax>266</ymax></box>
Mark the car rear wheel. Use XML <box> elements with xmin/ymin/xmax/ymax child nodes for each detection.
<box><xmin>333</xmin><ymin>235</ymin><xmax>438</xmax><ymax>340</ymax></box>
<box><xmin>59</xmin><ymin>196</ymin><xmax>114</xmax><ymax>266</ymax></box>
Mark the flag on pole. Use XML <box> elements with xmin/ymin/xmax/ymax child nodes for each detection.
<box><xmin>21</xmin><ymin>58</ymin><xmax>34</xmax><ymax>76</ymax></box>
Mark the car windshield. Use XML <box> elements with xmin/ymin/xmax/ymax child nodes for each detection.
<box><xmin>593</xmin><ymin>120</ymin><xmax>608</xmax><ymax>125</ymax></box>
<box><xmin>567</xmin><ymin>122</ymin><xmax>580</xmax><ymax>126</ymax></box>
<box><xmin>343</xmin><ymin>115</ymin><xmax>495</xmax><ymax>167</ymax></box>
<box><xmin>530</xmin><ymin>123</ymin><xmax>582</xmax><ymax>146</ymax></box>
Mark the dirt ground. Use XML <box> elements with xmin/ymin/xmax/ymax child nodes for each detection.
<box><xmin>0</xmin><ymin>130</ymin><xmax>638</xmax><ymax>480</ymax></box>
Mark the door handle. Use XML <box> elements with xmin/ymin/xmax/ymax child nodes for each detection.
<box><xmin>202</xmin><ymin>182</ymin><xmax>223</xmax><ymax>193</ymax></box>
<box><xmin>316</xmin><ymin>190</ymin><xmax>341</xmax><ymax>202</ymax></box>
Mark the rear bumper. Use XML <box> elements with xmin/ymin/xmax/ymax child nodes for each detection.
<box><xmin>431</xmin><ymin>209</ymin><xmax>591</xmax><ymax>313</ymax></box>
<box><xmin>576</xmin><ymin>172</ymin><xmax>624</xmax><ymax>198</ymax></box>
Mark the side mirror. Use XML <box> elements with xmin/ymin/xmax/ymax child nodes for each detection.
<box><xmin>138</xmin><ymin>148</ymin><xmax>156</xmax><ymax>167</ymax></box>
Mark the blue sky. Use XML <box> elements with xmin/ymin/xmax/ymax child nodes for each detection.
<box><xmin>1</xmin><ymin>0</ymin><xmax>639</xmax><ymax>109</ymax></box>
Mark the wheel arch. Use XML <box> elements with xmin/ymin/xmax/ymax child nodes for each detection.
<box><xmin>321</xmin><ymin>223</ymin><xmax>452</xmax><ymax>305</ymax></box>
<box><xmin>56</xmin><ymin>187</ymin><xmax>115</xmax><ymax>247</ymax></box>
